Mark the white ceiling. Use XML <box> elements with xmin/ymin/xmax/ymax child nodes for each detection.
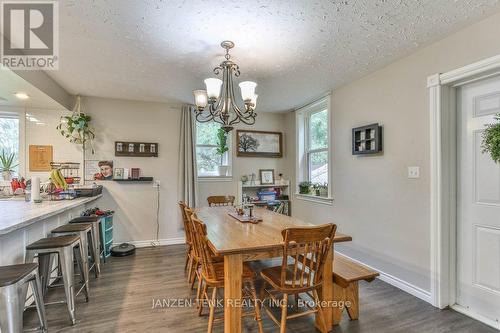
<box><xmin>48</xmin><ymin>0</ymin><xmax>500</xmax><ymax>112</ymax></box>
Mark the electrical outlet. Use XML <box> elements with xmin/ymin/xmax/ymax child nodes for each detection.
<box><xmin>408</xmin><ymin>166</ymin><xmax>420</xmax><ymax>179</ymax></box>
<box><xmin>153</xmin><ymin>180</ymin><xmax>161</xmax><ymax>187</ymax></box>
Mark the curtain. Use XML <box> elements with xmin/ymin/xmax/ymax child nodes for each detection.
<box><xmin>178</xmin><ymin>105</ymin><xmax>198</xmax><ymax>207</ymax></box>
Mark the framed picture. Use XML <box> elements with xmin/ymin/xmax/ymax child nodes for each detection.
<box><xmin>113</xmin><ymin>168</ymin><xmax>124</xmax><ymax>180</ymax></box>
<box><xmin>85</xmin><ymin>160</ymin><xmax>113</xmax><ymax>181</ymax></box>
<box><xmin>259</xmin><ymin>169</ymin><xmax>275</xmax><ymax>185</ymax></box>
<box><xmin>236</xmin><ymin>130</ymin><xmax>283</xmax><ymax>158</ymax></box>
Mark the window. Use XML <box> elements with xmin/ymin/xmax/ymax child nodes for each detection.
<box><xmin>0</xmin><ymin>113</ymin><xmax>20</xmax><ymax>177</ymax></box>
<box><xmin>195</xmin><ymin>121</ymin><xmax>231</xmax><ymax>177</ymax></box>
<box><xmin>296</xmin><ymin>96</ymin><xmax>332</xmax><ymax>202</ymax></box>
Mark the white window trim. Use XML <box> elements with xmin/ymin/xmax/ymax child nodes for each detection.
<box><xmin>194</xmin><ymin>122</ymin><xmax>233</xmax><ymax>179</ymax></box>
<box><xmin>295</xmin><ymin>95</ymin><xmax>333</xmax><ymax>204</ymax></box>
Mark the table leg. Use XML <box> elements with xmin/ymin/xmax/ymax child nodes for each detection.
<box><xmin>316</xmin><ymin>248</ymin><xmax>333</xmax><ymax>331</ymax></box>
<box><xmin>224</xmin><ymin>254</ymin><xmax>243</xmax><ymax>333</ymax></box>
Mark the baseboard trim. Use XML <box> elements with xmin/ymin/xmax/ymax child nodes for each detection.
<box><xmin>113</xmin><ymin>237</ymin><xmax>185</xmax><ymax>248</ymax></box>
<box><xmin>452</xmin><ymin>304</ymin><xmax>500</xmax><ymax>331</ymax></box>
<box><xmin>336</xmin><ymin>252</ymin><xmax>432</xmax><ymax>304</ymax></box>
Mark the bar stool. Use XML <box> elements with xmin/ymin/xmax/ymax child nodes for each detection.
<box><xmin>0</xmin><ymin>263</ymin><xmax>48</xmax><ymax>333</ymax></box>
<box><xmin>70</xmin><ymin>216</ymin><xmax>104</xmax><ymax>269</ymax></box>
<box><xmin>52</xmin><ymin>223</ymin><xmax>95</xmax><ymax>283</ymax></box>
<box><xmin>25</xmin><ymin>235</ymin><xmax>89</xmax><ymax>325</ymax></box>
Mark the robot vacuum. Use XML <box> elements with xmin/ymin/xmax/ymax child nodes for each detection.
<box><xmin>110</xmin><ymin>243</ymin><xmax>136</xmax><ymax>257</ymax></box>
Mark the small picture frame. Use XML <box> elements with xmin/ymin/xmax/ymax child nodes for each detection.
<box><xmin>259</xmin><ymin>169</ymin><xmax>275</xmax><ymax>185</ymax></box>
<box><xmin>116</xmin><ymin>142</ymin><xmax>123</xmax><ymax>152</ymax></box>
<box><xmin>128</xmin><ymin>143</ymin><xmax>134</xmax><ymax>152</ymax></box>
<box><xmin>139</xmin><ymin>144</ymin><xmax>145</xmax><ymax>153</ymax></box>
<box><xmin>113</xmin><ymin>168</ymin><xmax>124</xmax><ymax>180</ymax></box>
<box><xmin>150</xmin><ymin>144</ymin><xmax>156</xmax><ymax>153</ymax></box>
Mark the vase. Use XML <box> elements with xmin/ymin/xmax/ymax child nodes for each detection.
<box><xmin>2</xmin><ymin>171</ymin><xmax>12</xmax><ymax>181</ymax></box>
<box><xmin>218</xmin><ymin>165</ymin><xmax>229</xmax><ymax>176</ymax></box>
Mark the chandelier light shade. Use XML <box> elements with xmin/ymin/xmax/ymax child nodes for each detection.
<box><xmin>204</xmin><ymin>78</ymin><xmax>223</xmax><ymax>99</ymax></box>
<box><xmin>193</xmin><ymin>90</ymin><xmax>208</xmax><ymax>108</ymax></box>
<box><xmin>192</xmin><ymin>40</ymin><xmax>257</xmax><ymax>132</ymax></box>
<box><xmin>239</xmin><ymin>81</ymin><xmax>257</xmax><ymax>102</ymax></box>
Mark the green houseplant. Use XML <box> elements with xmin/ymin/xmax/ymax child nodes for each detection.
<box><xmin>298</xmin><ymin>181</ymin><xmax>312</xmax><ymax>194</ymax></box>
<box><xmin>56</xmin><ymin>96</ymin><xmax>95</xmax><ymax>153</ymax></box>
<box><xmin>482</xmin><ymin>113</ymin><xmax>500</xmax><ymax>163</ymax></box>
<box><xmin>0</xmin><ymin>150</ymin><xmax>18</xmax><ymax>181</ymax></box>
<box><xmin>216</xmin><ymin>127</ymin><xmax>229</xmax><ymax>176</ymax></box>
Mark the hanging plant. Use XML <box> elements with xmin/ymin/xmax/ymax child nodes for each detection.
<box><xmin>56</xmin><ymin>96</ymin><xmax>95</xmax><ymax>153</ymax></box>
<box><xmin>482</xmin><ymin>113</ymin><xmax>500</xmax><ymax>163</ymax></box>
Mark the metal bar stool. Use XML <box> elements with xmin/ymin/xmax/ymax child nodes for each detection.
<box><xmin>51</xmin><ymin>223</ymin><xmax>95</xmax><ymax>283</ymax></box>
<box><xmin>25</xmin><ymin>235</ymin><xmax>89</xmax><ymax>325</ymax></box>
<box><xmin>70</xmin><ymin>216</ymin><xmax>105</xmax><ymax>269</ymax></box>
<box><xmin>0</xmin><ymin>263</ymin><xmax>48</xmax><ymax>333</ymax></box>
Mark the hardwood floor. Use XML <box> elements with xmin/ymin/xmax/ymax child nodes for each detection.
<box><xmin>24</xmin><ymin>245</ymin><xmax>497</xmax><ymax>333</ymax></box>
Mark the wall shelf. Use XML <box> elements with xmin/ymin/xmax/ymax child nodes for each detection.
<box><xmin>113</xmin><ymin>177</ymin><xmax>153</xmax><ymax>182</ymax></box>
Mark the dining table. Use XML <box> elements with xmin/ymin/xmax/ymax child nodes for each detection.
<box><xmin>195</xmin><ymin>206</ymin><xmax>352</xmax><ymax>333</ymax></box>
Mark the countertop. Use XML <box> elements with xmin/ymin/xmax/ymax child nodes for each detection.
<box><xmin>0</xmin><ymin>195</ymin><xmax>102</xmax><ymax>235</ymax></box>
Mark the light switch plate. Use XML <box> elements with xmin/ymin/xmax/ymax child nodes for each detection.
<box><xmin>408</xmin><ymin>166</ymin><xmax>420</xmax><ymax>179</ymax></box>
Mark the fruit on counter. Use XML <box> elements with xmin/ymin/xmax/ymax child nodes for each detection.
<box><xmin>65</xmin><ymin>177</ymin><xmax>74</xmax><ymax>184</ymax></box>
<box><xmin>50</xmin><ymin>169</ymin><xmax>68</xmax><ymax>190</ymax></box>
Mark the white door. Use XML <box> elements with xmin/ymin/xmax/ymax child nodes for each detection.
<box><xmin>457</xmin><ymin>75</ymin><xmax>500</xmax><ymax>324</ymax></box>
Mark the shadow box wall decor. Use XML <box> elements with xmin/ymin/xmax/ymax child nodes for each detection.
<box><xmin>236</xmin><ymin>130</ymin><xmax>283</xmax><ymax>158</ymax></box>
<box><xmin>115</xmin><ymin>141</ymin><xmax>158</xmax><ymax>157</ymax></box>
<box><xmin>352</xmin><ymin>123</ymin><xmax>383</xmax><ymax>155</ymax></box>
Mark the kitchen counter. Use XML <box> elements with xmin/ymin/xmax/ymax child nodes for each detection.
<box><xmin>0</xmin><ymin>195</ymin><xmax>102</xmax><ymax>235</ymax></box>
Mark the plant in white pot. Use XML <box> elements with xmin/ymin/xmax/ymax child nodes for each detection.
<box><xmin>0</xmin><ymin>150</ymin><xmax>18</xmax><ymax>181</ymax></box>
<box><xmin>216</xmin><ymin>128</ymin><xmax>229</xmax><ymax>176</ymax></box>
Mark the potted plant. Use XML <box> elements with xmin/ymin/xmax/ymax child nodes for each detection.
<box><xmin>482</xmin><ymin>113</ymin><xmax>500</xmax><ymax>163</ymax></box>
<box><xmin>319</xmin><ymin>183</ymin><xmax>329</xmax><ymax>197</ymax></box>
<box><xmin>57</xmin><ymin>96</ymin><xmax>95</xmax><ymax>153</ymax></box>
<box><xmin>216</xmin><ymin>127</ymin><xmax>229</xmax><ymax>176</ymax></box>
<box><xmin>312</xmin><ymin>183</ymin><xmax>321</xmax><ymax>196</ymax></box>
<box><xmin>298</xmin><ymin>181</ymin><xmax>312</xmax><ymax>194</ymax></box>
<box><xmin>0</xmin><ymin>150</ymin><xmax>18</xmax><ymax>181</ymax></box>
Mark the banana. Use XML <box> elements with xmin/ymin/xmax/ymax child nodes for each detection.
<box><xmin>50</xmin><ymin>169</ymin><xmax>62</xmax><ymax>189</ymax></box>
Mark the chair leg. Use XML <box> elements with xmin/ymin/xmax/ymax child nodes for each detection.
<box><xmin>198</xmin><ymin>281</ymin><xmax>208</xmax><ymax>316</ymax></box>
<box><xmin>332</xmin><ymin>282</ymin><xmax>345</xmax><ymax>325</ymax></box>
<box><xmin>75</xmin><ymin>242</ymin><xmax>90</xmax><ymax>302</ymax></box>
<box><xmin>36</xmin><ymin>253</ymin><xmax>53</xmax><ymax>296</ymax></box>
<box><xmin>280</xmin><ymin>293</ymin><xmax>288</xmax><ymax>333</ymax></box>
<box><xmin>187</xmin><ymin>256</ymin><xmax>194</xmax><ymax>282</ymax></box>
<box><xmin>184</xmin><ymin>246</ymin><xmax>191</xmax><ymax>271</ymax></box>
<box><xmin>207</xmin><ymin>287</ymin><xmax>217</xmax><ymax>333</ymax></box>
<box><xmin>59</xmin><ymin>247</ymin><xmax>76</xmax><ymax>325</ymax></box>
<box><xmin>313</xmin><ymin>289</ymin><xmax>328</xmax><ymax>333</ymax></box>
<box><xmin>345</xmin><ymin>282</ymin><xmax>359</xmax><ymax>320</ymax></box>
<box><xmin>196</xmin><ymin>275</ymin><xmax>203</xmax><ymax>309</ymax></box>
<box><xmin>31</xmin><ymin>271</ymin><xmax>48</xmax><ymax>332</ymax></box>
<box><xmin>0</xmin><ymin>284</ymin><xmax>23</xmax><ymax>333</ymax></box>
<box><xmin>248</xmin><ymin>281</ymin><xmax>264</xmax><ymax>333</ymax></box>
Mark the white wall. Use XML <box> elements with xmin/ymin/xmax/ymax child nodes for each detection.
<box><xmin>82</xmin><ymin>96</ymin><xmax>184</xmax><ymax>244</ymax></box>
<box><xmin>197</xmin><ymin>112</ymin><xmax>290</xmax><ymax>206</ymax></box>
<box><xmin>286</xmin><ymin>10</ymin><xmax>500</xmax><ymax>295</ymax></box>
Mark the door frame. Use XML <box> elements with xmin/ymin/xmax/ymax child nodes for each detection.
<box><xmin>428</xmin><ymin>54</ymin><xmax>500</xmax><ymax>317</ymax></box>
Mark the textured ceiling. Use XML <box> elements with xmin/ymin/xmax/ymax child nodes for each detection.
<box><xmin>48</xmin><ymin>0</ymin><xmax>500</xmax><ymax>112</ymax></box>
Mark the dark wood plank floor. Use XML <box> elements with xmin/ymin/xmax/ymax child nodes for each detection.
<box><xmin>25</xmin><ymin>245</ymin><xmax>497</xmax><ymax>333</ymax></box>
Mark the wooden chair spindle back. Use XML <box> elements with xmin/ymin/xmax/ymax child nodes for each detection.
<box><xmin>280</xmin><ymin>224</ymin><xmax>336</xmax><ymax>289</ymax></box>
<box><xmin>207</xmin><ymin>195</ymin><xmax>235</xmax><ymax>207</ymax></box>
<box><xmin>190</xmin><ymin>215</ymin><xmax>217</xmax><ymax>280</ymax></box>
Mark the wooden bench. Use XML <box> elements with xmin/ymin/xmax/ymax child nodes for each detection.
<box><xmin>332</xmin><ymin>253</ymin><xmax>379</xmax><ymax>325</ymax></box>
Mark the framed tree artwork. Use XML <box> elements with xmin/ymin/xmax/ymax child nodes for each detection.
<box><xmin>236</xmin><ymin>130</ymin><xmax>283</xmax><ymax>158</ymax></box>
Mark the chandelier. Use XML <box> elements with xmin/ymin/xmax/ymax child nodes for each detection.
<box><xmin>192</xmin><ymin>41</ymin><xmax>257</xmax><ymax>132</ymax></box>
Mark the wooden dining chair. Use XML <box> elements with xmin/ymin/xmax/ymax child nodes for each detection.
<box><xmin>260</xmin><ymin>223</ymin><xmax>336</xmax><ymax>333</ymax></box>
<box><xmin>178</xmin><ymin>202</ymin><xmax>194</xmax><ymax>273</ymax></box>
<box><xmin>207</xmin><ymin>195</ymin><xmax>235</xmax><ymax>207</ymax></box>
<box><xmin>183</xmin><ymin>206</ymin><xmax>201</xmax><ymax>289</ymax></box>
<box><xmin>190</xmin><ymin>214</ymin><xmax>264</xmax><ymax>333</ymax></box>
